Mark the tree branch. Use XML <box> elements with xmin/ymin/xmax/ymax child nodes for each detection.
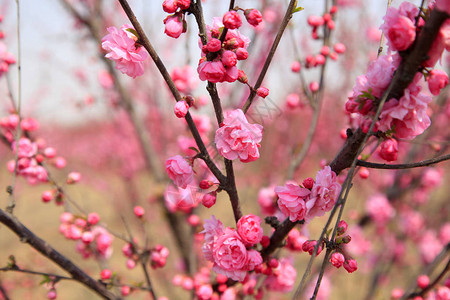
<box><xmin>356</xmin><ymin>154</ymin><xmax>450</xmax><ymax>169</ymax></box>
<box><xmin>0</xmin><ymin>209</ymin><xmax>121</xmax><ymax>300</ymax></box>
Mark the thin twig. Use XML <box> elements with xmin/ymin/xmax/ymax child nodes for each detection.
<box><xmin>0</xmin><ymin>267</ymin><xmax>73</xmax><ymax>281</ymax></box>
<box><xmin>0</xmin><ymin>209</ymin><xmax>121</xmax><ymax>300</ymax></box>
<box><xmin>356</xmin><ymin>154</ymin><xmax>450</xmax><ymax>169</ymax></box>
<box><xmin>242</xmin><ymin>0</ymin><xmax>297</xmax><ymax>113</ymax></box>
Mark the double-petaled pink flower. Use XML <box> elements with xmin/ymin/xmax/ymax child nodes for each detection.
<box><xmin>215</xmin><ymin>109</ymin><xmax>263</xmax><ymax>162</ymax></box>
<box><xmin>101</xmin><ymin>24</ymin><xmax>148</xmax><ymax>78</ymax></box>
<box><xmin>237</xmin><ymin>214</ymin><xmax>263</xmax><ymax>246</ymax></box>
<box><xmin>308</xmin><ymin>166</ymin><xmax>341</xmax><ymax>219</ymax></box>
<box><xmin>275</xmin><ymin>183</ymin><xmax>311</xmax><ymax>222</ymax></box>
<box><xmin>165</xmin><ymin>155</ymin><xmax>193</xmax><ymax>188</ymax></box>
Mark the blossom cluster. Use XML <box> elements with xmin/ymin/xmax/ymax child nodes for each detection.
<box><xmin>275</xmin><ymin>166</ymin><xmax>341</xmax><ymax>222</ymax></box>
<box><xmin>59</xmin><ymin>212</ymin><xmax>114</xmax><ymax>259</ymax></box>
<box><xmin>201</xmin><ymin>215</ymin><xmax>263</xmax><ymax>281</ymax></box>
<box><xmin>197</xmin><ymin>16</ymin><xmax>252</xmax><ymax>83</ymax></box>
<box><xmin>162</xmin><ymin>0</ymin><xmax>190</xmax><ymax>38</ymax></box>
<box><xmin>345</xmin><ymin>1</ymin><xmax>449</xmax><ymax>162</ymax></box>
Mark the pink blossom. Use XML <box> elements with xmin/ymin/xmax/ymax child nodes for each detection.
<box><xmin>419</xmin><ymin>230</ymin><xmax>443</xmax><ymax>263</ymax></box>
<box><xmin>165</xmin><ymin>155</ymin><xmax>193</xmax><ymax>188</ymax></box>
<box><xmin>380</xmin><ymin>3</ymin><xmax>418</xmax><ymax>51</ymax></box>
<box><xmin>201</xmin><ymin>191</ymin><xmax>217</xmax><ymax>208</ymax></box>
<box><xmin>100</xmin><ymin>269</ymin><xmax>112</xmax><ymax>280</ymax></box>
<box><xmin>378</xmin><ymin>84</ymin><xmax>431</xmax><ymax>140</ymax></box>
<box><xmin>286</xmin><ymin>228</ymin><xmax>308</xmax><ymax>251</ymax></box>
<box><xmin>244</xmin><ymin>9</ymin><xmax>263</xmax><ymax>27</ymax></box>
<box><xmin>164</xmin><ymin>185</ymin><xmax>199</xmax><ymax>213</ymax></box>
<box><xmin>366</xmin><ymin>54</ymin><xmax>397</xmax><ymax>95</ymax></box>
<box><xmin>235</xmin><ymin>48</ymin><xmax>248</xmax><ymax>60</ymax></box>
<box><xmin>330</xmin><ymin>252</ymin><xmax>345</xmax><ymax>268</ymax></box>
<box><xmin>334</xmin><ymin>43</ymin><xmax>346</xmax><ymax>53</ymax></box>
<box><xmin>237</xmin><ymin>214</ymin><xmax>263</xmax><ymax>246</ymax></box>
<box><xmin>246</xmin><ymin>249</ymin><xmax>263</xmax><ymax>271</ymax></box>
<box><xmin>308</xmin><ymin>166</ymin><xmax>341</xmax><ymax>219</ymax></box>
<box><xmin>171</xmin><ymin>65</ymin><xmax>198</xmax><ymax>94</ymax></box>
<box><xmin>197</xmin><ymin>60</ymin><xmax>226</xmax><ymax>83</ymax></box>
<box><xmin>257</xmin><ymin>186</ymin><xmax>277</xmax><ymax>215</ymax></box>
<box><xmin>196</xmin><ymin>284</ymin><xmax>213</xmax><ymax>300</ymax></box>
<box><xmin>87</xmin><ymin>213</ymin><xmax>100</xmax><ymax>225</ymax></box>
<box><xmin>265</xmin><ymin>258</ymin><xmax>297</xmax><ymax>292</ymax></box>
<box><xmin>174</xmin><ymin>101</ymin><xmax>189</xmax><ymax>118</ymax></box>
<box><xmin>212</xmin><ymin>228</ymin><xmax>248</xmax><ymax>281</ymax></box>
<box><xmin>206</xmin><ymin>38</ymin><xmax>222</xmax><ymax>52</ymax></box>
<box><xmin>201</xmin><ymin>215</ymin><xmax>224</xmax><ymax>260</ymax></box>
<box><xmin>177</xmin><ymin>0</ymin><xmax>191</xmax><ymax>10</ymax></box>
<box><xmin>164</xmin><ymin>14</ymin><xmax>185</xmax><ymax>39</ymax></box>
<box><xmin>133</xmin><ymin>206</ymin><xmax>145</xmax><ymax>218</ymax></box>
<box><xmin>366</xmin><ymin>194</ymin><xmax>395</xmax><ymax>225</ymax></box>
<box><xmin>12</xmin><ymin>138</ymin><xmax>37</xmax><ymax>158</ymax></box>
<box><xmin>223</xmin><ymin>11</ymin><xmax>242</xmax><ymax>30</ymax></box>
<box><xmin>379</xmin><ymin>138</ymin><xmax>398</xmax><ymax>162</ymax></box>
<box><xmin>101</xmin><ymin>25</ymin><xmax>148</xmax><ymax>78</ymax></box>
<box><xmin>422</xmin><ymin>167</ymin><xmax>443</xmax><ymax>189</ymax></box>
<box><xmin>428</xmin><ymin>69</ymin><xmax>448</xmax><ymax>95</ymax></box>
<box><xmin>223</xmin><ymin>65</ymin><xmax>238</xmax><ymax>82</ymax></box>
<box><xmin>275</xmin><ymin>183</ymin><xmax>311</xmax><ymax>222</ymax></box>
<box><xmin>215</xmin><ymin>109</ymin><xmax>263</xmax><ymax>162</ymax></box>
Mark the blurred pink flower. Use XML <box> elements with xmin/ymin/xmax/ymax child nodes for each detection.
<box><xmin>165</xmin><ymin>155</ymin><xmax>193</xmax><ymax>188</ymax></box>
<box><xmin>102</xmin><ymin>24</ymin><xmax>148</xmax><ymax>78</ymax></box>
<box><xmin>215</xmin><ymin>109</ymin><xmax>263</xmax><ymax>162</ymax></box>
<box><xmin>265</xmin><ymin>258</ymin><xmax>297</xmax><ymax>292</ymax></box>
<box><xmin>366</xmin><ymin>194</ymin><xmax>395</xmax><ymax>225</ymax></box>
<box><xmin>428</xmin><ymin>69</ymin><xmax>448</xmax><ymax>95</ymax></box>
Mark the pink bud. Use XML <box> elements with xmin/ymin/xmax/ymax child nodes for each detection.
<box><xmin>100</xmin><ymin>269</ymin><xmax>112</xmax><ymax>280</ymax></box>
<box><xmin>329</xmin><ymin>52</ymin><xmax>338</xmax><ymax>60</ymax></box>
<box><xmin>309</xmin><ymin>81</ymin><xmax>319</xmax><ymax>92</ymax></box>
<box><xmin>42</xmin><ymin>190</ymin><xmax>54</xmax><ymax>203</ymax></box>
<box><xmin>330</xmin><ymin>6</ymin><xmax>338</xmax><ymax>14</ymax></box>
<box><xmin>206</xmin><ymin>38</ymin><xmax>222</xmax><ymax>52</ymax></box>
<box><xmin>174</xmin><ymin>101</ymin><xmax>189</xmax><ymax>118</ymax></box>
<box><xmin>177</xmin><ymin>0</ymin><xmax>191</xmax><ymax>10</ymax></box>
<box><xmin>221</xmin><ymin>50</ymin><xmax>237</xmax><ymax>67</ymax></box>
<box><xmin>53</xmin><ymin>157</ymin><xmax>66</xmax><ymax>169</ymax></box>
<box><xmin>307</xmin><ymin>15</ymin><xmax>324</xmax><ymax>27</ymax></box>
<box><xmin>268</xmin><ymin>258</ymin><xmax>279</xmax><ymax>268</ymax></box>
<box><xmin>417</xmin><ymin>275</ymin><xmax>429</xmax><ymax>289</ymax></box>
<box><xmin>75</xmin><ymin>218</ymin><xmax>87</xmax><ymax>228</ymax></box>
<box><xmin>235</xmin><ymin>48</ymin><xmax>249</xmax><ymax>60</ymax></box>
<box><xmin>201</xmin><ymin>192</ymin><xmax>217</xmax><ymax>208</ymax></box>
<box><xmin>238</xmin><ymin>69</ymin><xmax>248</xmax><ymax>83</ymax></box>
<box><xmin>47</xmin><ymin>289</ymin><xmax>57</xmax><ymax>300</ymax></box>
<box><xmin>286</xmin><ymin>93</ymin><xmax>301</xmax><ymax>109</ymax></box>
<box><xmin>391</xmin><ymin>288</ymin><xmax>404</xmax><ymax>299</ymax></box>
<box><xmin>67</xmin><ymin>172</ymin><xmax>81</xmax><ymax>184</ymax></box>
<box><xmin>244</xmin><ymin>9</ymin><xmax>263</xmax><ymax>27</ymax></box>
<box><xmin>256</xmin><ymin>87</ymin><xmax>269</xmax><ymax>98</ymax></box>
<box><xmin>330</xmin><ymin>252</ymin><xmax>345</xmax><ymax>268</ymax></box>
<box><xmin>223</xmin><ymin>11</ymin><xmax>242</xmax><ymax>29</ymax></box>
<box><xmin>134</xmin><ymin>206</ymin><xmax>145</xmax><ymax>218</ymax></box>
<box><xmin>87</xmin><ymin>212</ymin><xmax>100</xmax><ymax>225</ymax></box>
<box><xmin>126</xmin><ymin>259</ymin><xmax>136</xmax><ymax>269</ymax></box>
<box><xmin>302</xmin><ymin>240</ymin><xmax>322</xmax><ymax>256</ymax></box>
<box><xmin>359</xmin><ymin>167</ymin><xmax>369</xmax><ymax>179</ymax></box>
<box><xmin>187</xmin><ymin>214</ymin><xmax>200</xmax><ymax>226</ymax></box>
<box><xmin>181</xmin><ymin>277</ymin><xmax>194</xmax><ymax>290</ymax></box>
<box><xmin>60</xmin><ymin>212</ymin><xmax>73</xmax><ymax>224</ymax></box>
<box><xmin>302</xmin><ymin>177</ymin><xmax>314</xmax><ymax>190</ymax></box>
<box><xmin>81</xmin><ymin>231</ymin><xmax>94</xmax><ymax>243</ymax></box>
<box><xmin>315</xmin><ymin>54</ymin><xmax>326</xmax><ymax>65</ymax></box>
<box><xmin>337</xmin><ymin>220</ymin><xmax>348</xmax><ymax>235</ymax></box>
<box><xmin>162</xmin><ymin>0</ymin><xmax>177</xmax><ymax>13</ymax></box>
<box><xmin>164</xmin><ymin>14</ymin><xmax>185</xmax><ymax>39</ymax></box>
<box><xmin>216</xmin><ymin>274</ymin><xmax>228</xmax><ymax>284</ymax></box>
<box><xmin>327</xmin><ymin>19</ymin><xmax>335</xmax><ymax>30</ymax></box>
<box><xmin>43</xmin><ymin>147</ymin><xmax>56</xmax><ymax>158</ymax></box>
<box><xmin>320</xmin><ymin>46</ymin><xmax>330</xmax><ymax>56</ymax></box>
<box><xmin>379</xmin><ymin>138</ymin><xmax>398</xmax><ymax>162</ymax></box>
<box><xmin>334</xmin><ymin>43</ymin><xmax>346</xmax><ymax>54</ymax></box>
<box><xmin>199</xmin><ymin>180</ymin><xmax>213</xmax><ymax>189</ymax></box>
<box><xmin>260</xmin><ymin>235</ymin><xmax>270</xmax><ymax>248</ymax></box>
<box><xmin>291</xmin><ymin>61</ymin><xmax>301</xmax><ymax>72</ymax></box>
<box><xmin>121</xmin><ymin>285</ymin><xmax>131</xmax><ymax>296</ymax></box>
<box><xmin>343</xmin><ymin>259</ymin><xmax>358</xmax><ymax>273</ymax></box>
<box><xmin>428</xmin><ymin>69</ymin><xmax>448</xmax><ymax>96</ymax></box>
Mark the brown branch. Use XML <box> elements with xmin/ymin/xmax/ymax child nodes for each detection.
<box><xmin>0</xmin><ymin>209</ymin><xmax>120</xmax><ymax>300</ymax></box>
<box><xmin>242</xmin><ymin>0</ymin><xmax>297</xmax><ymax>113</ymax></box>
<box><xmin>356</xmin><ymin>153</ymin><xmax>450</xmax><ymax>169</ymax></box>
<box><xmin>0</xmin><ymin>266</ymin><xmax>73</xmax><ymax>281</ymax></box>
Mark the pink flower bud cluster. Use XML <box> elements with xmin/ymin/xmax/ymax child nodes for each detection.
<box><xmin>151</xmin><ymin>244</ymin><xmax>170</xmax><ymax>269</ymax></box>
<box><xmin>307</xmin><ymin>6</ymin><xmax>338</xmax><ymax>40</ymax></box>
<box><xmin>172</xmin><ymin>268</ymin><xmax>223</xmax><ymax>299</ymax></box>
<box><xmin>101</xmin><ymin>24</ymin><xmax>148</xmax><ymax>78</ymax></box>
<box><xmin>201</xmin><ymin>215</ymin><xmax>263</xmax><ymax>281</ymax></box>
<box><xmin>275</xmin><ymin>166</ymin><xmax>341</xmax><ymax>222</ymax></box>
<box><xmin>162</xmin><ymin>0</ymin><xmax>190</xmax><ymax>38</ymax></box>
<box><xmin>59</xmin><ymin>212</ymin><xmax>113</xmax><ymax>259</ymax></box>
<box><xmin>197</xmin><ymin>18</ymin><xmax>251</xmax><ymax>83</ymax></box>
<box><xmin>0</xmin><ymin>41</ymin><xmax>16</xmax><ymax>78</ymax></box>
<box><xmin>215</xmin><ymin>109</ymin><xmax>263</xmax><ymax>162</ymax></box>
<box><xmin>7</xmin><ymin>137</ymin><xmax>49</xmax><ymax>185</ymax></box>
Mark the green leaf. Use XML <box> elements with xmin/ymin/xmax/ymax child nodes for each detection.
<box><xmin>188</xmin><ymin>147</ymin><xmax>200</xmax><ymax>154</ymax></box>
<box><xmin>40</xmin><ymin>275</ymin><xmax>51</xmax><ymax>285</ymax></box>
<box><xmin>293</xmin><ymin>6</ymin><xmax>304</xmax><ymax>13</ymax></box>
<box><xmin>125</xmin><ymin>28</ymin><xmax>139</xmax><ymax>39</ymax></box>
